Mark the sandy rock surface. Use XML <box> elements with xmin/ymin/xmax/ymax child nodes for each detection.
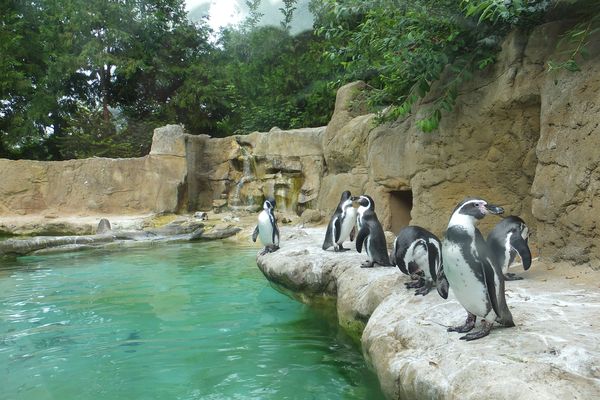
<box><xmin>257</xmin><ymin>226</ymin><xmax>600</xmax><ymax>400</ymax></box>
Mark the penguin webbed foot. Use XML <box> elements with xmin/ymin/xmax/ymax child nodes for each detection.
<box><xmin>459</xmin><ymin>320</ymin><xmax>493</xmax><ymax>341</ymax></box>
<box><xmin>334</xmin><ymin>245</ymin><xmax>350</xmax><ymax>252</ymax></box>
<box><xmin>259</xmin><ymin>245</ymin><xmax>280</xmax><ymax>256</ymax></box>
<box><xmin>504</xmin><ymin>273</ymin><xmax>523</xmax><ymax>281</ymax></box>
<box><xmin>414</xmin><ymin>280</ymin><xmax>433</xmax><ymax>296</ymax></box>
<box><xmin>448</xmin><ymin>313</ymin><xmax>476</xmax><ymax>334</ymax></box>
<box><xmin>405</xmin><ymin>276</ymin><xmax>424</xmax><ymax>289</ymax></box>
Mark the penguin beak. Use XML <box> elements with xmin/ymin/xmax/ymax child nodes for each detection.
<box><xmin>484</xmin><ymin>204</ymin><xmax>504</xmax><ymax>215</ymax></box>
<box><xmin>510</xmin><ymin>233</ymin><xmax>532</xmax><ymax>271</ymax></box>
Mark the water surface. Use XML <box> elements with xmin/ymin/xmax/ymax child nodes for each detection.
<box><xmin>0</xmin><ymin>242</ymin><xmax>384</xmax><ymax>399</ymax></box>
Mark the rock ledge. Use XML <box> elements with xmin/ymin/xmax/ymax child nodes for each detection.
<box><xmin>257</xmin><ymin>227</ymin><xmax>600</xmax><ymax>400</ymax></box>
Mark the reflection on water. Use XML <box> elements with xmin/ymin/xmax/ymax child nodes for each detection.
<box><xmin>0</xmin><ymin>242</ymin><xmax>384</xmax><ymax>400</ymax></box>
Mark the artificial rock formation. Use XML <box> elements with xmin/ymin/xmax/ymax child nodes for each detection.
<box><xmin>0</xmin><ymin>125</ymin><xmax>187</xmax><ymax>217</ymax></box>
<box><xmin>257</xmin><ymin>226</ymin><xmax>600</xmax><ymax>400</ymax></box>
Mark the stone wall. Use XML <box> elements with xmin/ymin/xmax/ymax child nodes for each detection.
<box><xmin>0</xmin><ymin>125</ymin><xmax>188</xmax><ymax>216</ymax></box>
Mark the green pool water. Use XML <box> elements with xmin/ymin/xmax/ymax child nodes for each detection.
<box><xmin>0</xmin><ymin>242</ymin><xmax>384</xmax><ymax>399</ymax></box>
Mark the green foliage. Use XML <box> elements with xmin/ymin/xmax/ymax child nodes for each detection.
<box><xmin>242</xmin><ymin>0</ymin><xmax>265</xmax><ymax>32</ymax></box>
<box><xmin>311</xmin><ymin>0</ymin><xmax>551</xmax><ymax>132</ymax></box>
<box><xmin>280</xmin><ymin>0</ymin><xmax>298</xmax><ymax>31</ymax></box>
<box><xmin>547</xmin><ymin>10</ymin><xmax>600</xmax><ymax>74</ymax></box>
<box><xmin>461</xmin><ymin>0</ymin><xmax>550</xmax><ymax>25</ymax></box>
<box><xmin>0</xmin><ymin>0</ymin><xmax>211</xmax><ymax>159</ymax></box>
<box><xmin>212</xmin><ymin>26</ymin><xmax>338</xmax><ymax>135</ymax></box>
<box><xmin>56</xmin><ymin>106</ymin><xmax>129</xmax><ymax>159</ymax></box>
<box><xmin>2</xmin><ymin>0</ymin><xmax>595</xmax><ymax>159</ymax></box>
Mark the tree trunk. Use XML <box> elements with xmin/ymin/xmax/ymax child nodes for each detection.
<box><xmin>102</xmin><ymin>64</ymin><xmax>111</xmax><ymax>122</ymax></box>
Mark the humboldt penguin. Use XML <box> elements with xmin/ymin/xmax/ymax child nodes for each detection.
<box><xmin>442</xmin><ymin>197</ymin><xmax>514</xmax><ymax>341</ymax></box>
<box><xmin>487</xmin><ymin>216</ymin><xmax>532</xmax><ymax>281</ymax></box>
<box><xmin>391</xmin><ymin>226</ymin><xmax>448</xmax><ymax>298</ymax></box>
<box><xmin>354</xmin><ymin>195</ymin><xmax>391</xmax><ymax>268</ymax></box>
<box><xmin>322</xmin><ymin>191</ymin><xmax>357</xmax><ymax>252</ymax></box>
<box><xmin>252</xmin><ymin>198</ymin><xmax>280</xmax><ymax>255</ymax></box>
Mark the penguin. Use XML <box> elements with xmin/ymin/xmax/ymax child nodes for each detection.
<box><xmin>252</xmin><ymin>198</ymin><xmax>280</xmax><ymax>255</ymax></box>
<box><xmin>391</xmin><ymin>226</ymin><xmax>448</xmax><ymax>298</ymax></box>
<box><xmin>442</xmin><ymin>197</ymin><xmax>514</xmax><ymax>341</ymax></box>
<box><xmin>322</xmin><ymin>190</ymin><xmax>357</xmax><ymax>252</ymax></box>
<box><xmin>487</xmin><ymin>216</ymin><xmax>532</xmax><ymax>281</ymax></box>
<box><xmin>354</xmin><ymin>195</ymin><xmax>391</xmax><ymax>268</ymax></box>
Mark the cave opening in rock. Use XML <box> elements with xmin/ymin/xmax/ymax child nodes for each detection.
<box><xmin>389</xmin><ymin>190</ymin><xmax>413</xmax><ymax>234</ymax></box>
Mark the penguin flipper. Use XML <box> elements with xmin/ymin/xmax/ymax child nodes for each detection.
<box><xmin>333</xmin><ymin>216</ymin><xmax>342</xmax><ymax>243</ymax></box>
<box><xmin>427</xmin><ymin>240</ymin><xmax>442</xmax><ymax>283</ymax></box>
<box><xmin>483</xmin><ymin>257</ymin><xmax>514</xmax><ymax>326</ymax></box>
<box><xmin>322</xmin><ymin>221</ymin><xmax>334</xmax><ymax>250</ymax></box>
<box><xmin>356</xmin><ymin>226</ymin><xmax>370</xmax><ymax>253</ymax></box>
<box><xmin>436</xmin><ymin>271</ymin><xmax>449</xmax><ymax>299</ymax></box>
<box><xmin>252</xmin><ymin>225</ymin><xmax>259</xmax><ymax>243</ymax></box>
<box><xmin>510</xmin><ymin>235</ymin><xmax>532</xmax><ymax>271</ymax></box>
<box><xmin>272</xmin><ymin>222</ymin><xmax>280</xmax><ymax>247</ymax></box>
<box><xmin>350</xmin><ymin>226</ymin><xmax>356</xmax><ymax>242</ymax></box>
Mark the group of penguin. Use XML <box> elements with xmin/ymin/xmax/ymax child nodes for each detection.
<box><xmin>252</xmin><ymin>191</ymin><xmax>532</xmax><ymax>341</ymax></box>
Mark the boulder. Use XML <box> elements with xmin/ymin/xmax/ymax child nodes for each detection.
<box><xmin>322</xmin><ymin>81</ymin><xmax>375</xmax><ymax>174</ymax></box>
<box><xmin>149</xmin><ymin>124</ymin><xmax>187</xmax><ymax>157</ymax></box>
<box><xmin>257</xmin><ymin>226</ymin><xmax>600</xmax><ymax>400</ymax></box>
<box><xmin>96</xmin><ymin>218</ymin><xmax>112</xmax><ymax>234</ymax></box>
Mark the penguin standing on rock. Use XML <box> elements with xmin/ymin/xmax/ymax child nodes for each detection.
<box><xmin>391</xmin><ymin>226</ymin><xmax>448</xmax><ymax>298</ymax></box>
<box><xmin>252</xmin><ymin>198</ymin><xmax>280</xmax><ymax>255</ymax></box>
<box><xmin>487</xmin><ymin>216</ymin><xmax>532</xmax><ymax>281</ymax></box>
<box><xmin>442</xmin><ymin>197</ymin><xmax>514</xmax><ymax>341</ymax></box>
<box><xmin>322</xmin><ymin>191</ymin><xmax>357</xmax><ymax>252</ymax></box>
<box><xmin>354</xmin><ymin>195</ymin><xmax>391</xmax><ymax>268</ymax></box>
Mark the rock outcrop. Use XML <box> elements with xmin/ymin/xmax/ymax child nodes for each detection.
<box><xmin>257</xmin><ymin>226</ymin><xmax>600</xmax><ymax>400</ymax></box>
<box><xmin>0</xmin><ymin>214</ymin><xmax>241</xmax><ymax>256</ymax></box>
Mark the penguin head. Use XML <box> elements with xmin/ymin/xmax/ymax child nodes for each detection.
<box><xmin>340</xmin><ymin>191</ymin><xmax>352</xmax><ymax>202</ymax></box>
<box><xmin>493</xmin><ymin>215</ymin><xmax>532</xmax><ymax>271</ymax></box>
<box><xmin>263</xmin><ymin>198</ymin><xmax>276</xmax><ymax>211</ymax></box>
<box><xmin>497</xmin><ymin>216</ymin><xmax>529</xmax><ymax>241</ymax></box>
<box><xmin>355</xmin><ymin>195</ymin><xmax>375</xmax><ymax>211</ymax></box>
<box><xmin>449</xmin><ymin>197</ymin><xmax>503</xmax><ymax>226</ymax></box>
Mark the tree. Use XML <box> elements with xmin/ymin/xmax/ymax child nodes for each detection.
<box><xmin>0</xmin><ymin>0</ymin><xmax>213</xmax><ymax>159</ymax></box>
<box><xmin>280</xmin><ymin>0</ymin><xmax>298</xmax><ymax>31</ymax></box>
<box><xmin>212</xmin><ymin>25</ymin><xmax>338</xmax><ymax>135</ymax></box>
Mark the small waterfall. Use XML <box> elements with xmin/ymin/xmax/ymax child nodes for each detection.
<box><xmin>272</xmin><ymin>174</ymin><xmax>303</xmax><ymax>213</ymax></box>
<box><xmin>229</xmin><ymin>146</ymin><xmax>258</xmax><ymax>210</ymax></box>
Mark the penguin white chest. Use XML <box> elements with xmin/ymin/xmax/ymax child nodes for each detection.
<box><xmin>257</xmin><ymin>211</ymin><xmax>274</xmax><ymax>246</ymax></box>
<box><xmin>338</xmin><ymin>207</ymin><xmax>357</xmax><ymax>243</ymax></box>
<box><xmin>502</xmin><ymin>233</ymin><xmax>512</xmax><ymax>274</ymax></box>
<box><xmin>404</xmin><ymin>241</ymin><xmax>430</xmax><ymax>278</ymax></box>
<box><xmin>442</xmin><ymin>240</ymin><xmax>493</xmax><ymax>319</ymax></box>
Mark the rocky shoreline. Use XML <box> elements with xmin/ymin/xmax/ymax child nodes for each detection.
<box><xmin>0</xmin><ymin>213</ymin><xmax>244</xmax><ymax>257</ymax></box>
<box><xmin>257</xmin><ymin>226</ymin><xmax>600</xmax><ymax>400</ymax></box>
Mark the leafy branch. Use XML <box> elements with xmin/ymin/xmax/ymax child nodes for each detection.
<box><xmin>547</xmin><ymin>12</ymin><xmax>600</xmax><ymax>73</ymax></box>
